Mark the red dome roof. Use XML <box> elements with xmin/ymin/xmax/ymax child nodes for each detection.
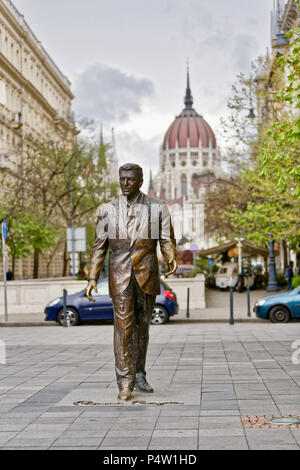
<box><xmin>163</xmin><ymin>109</ymin><xmax>216</xmax><ymax>151</ymax></box>
<box><xmin>163</xmin><ymin>69</ymin><xmax>216</xmax><ymax>151</ymax></box>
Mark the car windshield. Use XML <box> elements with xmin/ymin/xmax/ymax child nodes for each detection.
<box><xmin>219</xmin><ymin>268</ymin><xmax>227</xmax><ymax>274</ymax></box>
<box><xmin>290</xmin><ymin>287</ymin><xmax>300</xmax><ymax>295</ymax></box>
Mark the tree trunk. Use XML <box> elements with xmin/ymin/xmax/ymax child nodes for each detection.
<box><xmin>62</xmin><ymin>239</ymin><xmax>68</xmax><ymax>277</ymax></box>
<box><xmin>33</xmin><ymin>249</ymin><xmax>39</xmax><ymax>279</ymax></box>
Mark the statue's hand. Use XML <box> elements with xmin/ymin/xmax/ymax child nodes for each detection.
<box><xmin>85</xmin><ymin>280</ymin><xmax>98</xmax><ymax>302</ymax></box>
<box><xmin>165</xmin><ymin>258</ymin><xmax>177</xmax><ymax>278</ymax></box>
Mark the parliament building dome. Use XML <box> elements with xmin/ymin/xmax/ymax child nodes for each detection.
<box><xmin>149</xmin><ymin>67</ymin><xmax>226</xmax><ymax>251</ymax></box>
<box><xmin>163</xmin><ymin>73</ymin><xmax>216</xmax><ymax>151</ymax></box>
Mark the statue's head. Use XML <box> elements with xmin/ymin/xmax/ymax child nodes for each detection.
<box><xmin>119</xmin><ymin>163</ymin><xmax>143</xmax><ymax>200</ymax></box>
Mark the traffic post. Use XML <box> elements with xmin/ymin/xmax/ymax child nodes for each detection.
<box><xmin>229</xmin><ymin>277</ymin><xmax>234</xmax><ymax>325</ymax></box>
<box><xmin>186</xmin><ymin>287</ymin><xmax>190</xmax><ymax>319</ymax></box>
<box><xmin>247</xmin><ymin>286</ymin><xmax>251</xmax><ymax>317</ymax></box>
<box><xmin>63</xmin><ymin>289</ymin><xmax>68</xmax><ymax>327</ymax></box>
<box><xmin>2</xmin><ymin>220</ymin><xmax>8</xmax><ymax>322</ymax></box>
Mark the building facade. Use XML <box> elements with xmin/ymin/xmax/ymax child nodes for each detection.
<box><xmin>150</xmin><ymin>70</ymin><xmax>226</xmax><ymax>250</ymax></box>
<box><xmin>0</xmin><ymin>0</ymin><xmax>77</xmax><ymax>173</ymax></box>
<box><xmin>0</xmin><ymin>0</ymin><xmax>78</xmax><ymax>279</ymax></box>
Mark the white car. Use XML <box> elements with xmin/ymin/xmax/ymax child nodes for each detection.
<box><xmin>215</xmin><ymin>263</ymin><xmax>239</xmax><ymax>289</ymax></box>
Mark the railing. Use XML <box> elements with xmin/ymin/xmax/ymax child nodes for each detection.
<box><xmin>1</xmin><ymin>0</ymin><xmax>71</xmax><ymax>90</ymax></box>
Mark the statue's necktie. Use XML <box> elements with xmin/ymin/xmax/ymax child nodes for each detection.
<box><xmin>127</xmin><ymin>204</ymin><xmax>135</xmax><ymax>241</ymax></box>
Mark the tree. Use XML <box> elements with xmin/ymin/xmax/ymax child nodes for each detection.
<box><xmin>206</xmin><ymin>28</ymin><xmax>300</xmax><ymax>260</ymax></box>
<box><xmin>259</xmin><ymin>27</ymin><xmax>300</xmax><ymax>196</ymax></box>
<box><xmin>0</xmin><ymin>136</ymin><xmax>117</xmax><ymax>278</ymax></box>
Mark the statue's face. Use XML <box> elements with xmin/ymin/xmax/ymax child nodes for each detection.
<box><xmin>119</xmin><ymin>170</ymin><xmax>143</xmax><ymax>199</ymax></box>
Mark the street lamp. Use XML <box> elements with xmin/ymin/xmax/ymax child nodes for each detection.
<box><xmin>267</xmin><ymin>225</ymin><xmax>279</xmax><ymax>292</ymax></box>
<box><xmin>246</xmin><ymin>96</ymin><xmax>256</xmax><ymax>120</ymax></box>
<box><xmin>235</xmin><ymin>237</ymin><xmax>244</xmax><ymax>275</ymax></box>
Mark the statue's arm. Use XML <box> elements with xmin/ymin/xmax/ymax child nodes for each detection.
<box><xmin>159</xmin><ymin>203</ymin><xmax>177</xmax><ymax>277</ymax></box>
<box><xmin>85</xmin><ymin>210</ymin><xmax>109</xmax><ymax>302</ymax></box>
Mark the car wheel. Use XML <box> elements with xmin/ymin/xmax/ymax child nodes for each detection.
<box><xmin>151</xmin><ymin>305</ymin><xmax>169</xmax><ymax>325</ymax></box>
<box><xmin>269</xmin><ymin>306</ymin><xmax>290</xmax><ymax>323</ymax></box>
<box><xmin>57</xmin><ymin>307</ymin><xmax>79</xmax><ymax>326</ymax></box>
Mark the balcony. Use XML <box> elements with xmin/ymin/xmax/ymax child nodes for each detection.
<box><xmin>10</xmin><ymin>112</ymin><xmax>23</xmax><ymax>130</ymax></box>
<box><xmin>0</xmin><ymin>154</ymin><xmax>12</xmax><ymax>170</ymax></box>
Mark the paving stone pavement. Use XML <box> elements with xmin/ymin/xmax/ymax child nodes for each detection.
<box><xmin>0</xmin><ymin>322</ymin><xmax>300</xmax><ymax>450</ymax></box>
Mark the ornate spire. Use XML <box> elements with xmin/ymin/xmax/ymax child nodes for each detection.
<box><xmin>149</xmin><ymin>170</ymin><xmax>154</xmax><ymax>190</ymax></box>
<box><xmin>148</xmin><ymin>170</ymin><xmax>156</xmax><ymax>198</ymax></box>
<box><xmin>184</xmin><ymin>61</ymin><xmax>193</xmax><ymax>109</ymax></box>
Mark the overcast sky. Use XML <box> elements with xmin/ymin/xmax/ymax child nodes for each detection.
<box><xmin>13</xmin><ymin>0</ymin><xmax>275</xmax><ymax>190</ymax></box>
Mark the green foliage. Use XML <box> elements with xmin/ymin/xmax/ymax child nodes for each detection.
<box><xmin>0</xmin><ymin>138</ymin><xmax>118</xmax><ymax>277</ymax></box>
<box><xmin>209</xmin><ymin>26</ymin><xmax>300</xmax><ymax>250</ymax></box>
<box><xmin>260</xmin><ymin>27</ymin><xmax>300</xmax><ymax>196</ymax></box>
<box><xmin>292</xmin><ymin>275</ymin><xmax>300</xmax><ymax>288</ymax></box>
<box><xmin>186</xmin><ymin>258</ymin><xmax>219</xmax><ymax>278</ymax></box>
<box><xmin>276</xmin><ymin>274</ymin><xmax>288</xmax><ymax>287</ymax></box>
<box><xmin>186</xmin><ymin>267</ymin><xmax>202</xmax><ymax>278</ymax></box>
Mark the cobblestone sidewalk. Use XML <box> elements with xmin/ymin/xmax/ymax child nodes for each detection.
<box><xmin>0</xmin><ymin>322</ymin><xmax>300</xmax><ymax>450</ymax></box>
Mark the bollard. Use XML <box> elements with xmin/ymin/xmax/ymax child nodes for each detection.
<box><xmin>186</xmin><ymin>287</ymin><xmax>190</xmax><ymax>318</ymax></box>
<box><xmin>229</xmin><ymin>285</ymin><xmax>234</xmax><ymax>325</ymax></box>
<box><xmin>63</xmin><ymin>289</ymin><xmax>68</xmax><ymax>327</ymax></box>
<box><xmin>247</xmin><ymin>286</ymin><xmax>251</xmax><ymax>317</ymax></box>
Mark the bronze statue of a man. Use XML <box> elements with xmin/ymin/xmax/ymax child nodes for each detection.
<box><xmin>85</xmin><ymin>163</ymin><xmax>177</xmax><ymax>401</ymax></box>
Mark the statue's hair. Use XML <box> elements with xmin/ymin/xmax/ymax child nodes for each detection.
<box><xmin>119</xmin><ymin>163</ymin><xmax>143</xmax><ymax>179</ymax></box>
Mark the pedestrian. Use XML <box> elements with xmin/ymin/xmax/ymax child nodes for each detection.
<box><xmin>285</xmin><ymin>261</ymin><xmax>294</xmax><ymax>290</ymax></box>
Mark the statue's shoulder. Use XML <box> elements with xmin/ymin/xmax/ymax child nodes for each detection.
<box><xmin>142</xmin><ymin>192</ymin><xmax>166</xmax><ymax>206</ymax></box>
<box><xmin>95</xmin><ymin>198</ymin><xmax>118</xmax><ymax>218</ymax></box>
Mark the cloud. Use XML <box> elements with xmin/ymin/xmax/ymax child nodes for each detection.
<box><xmin>115</xmin><ymin>130</ymin><xmax>162</xmax><ymax>191</ymax></box>
<box><xmin>73</xmin><ymin>63</ymin><xmax>155</xmax><ymax>123</ymax></box>
<box><xmin>232</xmin><ymin>34</ymin><xmax>258</xmax><ymax>71</ymax></box>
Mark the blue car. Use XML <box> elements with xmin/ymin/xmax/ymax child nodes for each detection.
<box><xmin>254</xmin><ymin>287</ymin><xmax>300</xmax><ymax>323</ymax></box>
<box><xmin>45</xmin><ymin>278</ymin><xmax>178</xmax><ymax>326</ymax></box>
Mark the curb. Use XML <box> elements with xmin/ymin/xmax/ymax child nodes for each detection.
<box><xmin>0</xmin><ymin>319</ymin><xmax>267</xmax><ymax>326</ymax></box>
<box><xmin>0</xmin><ymin>322</ymin><xmax>57</xmax><ymax>327</ymax></box>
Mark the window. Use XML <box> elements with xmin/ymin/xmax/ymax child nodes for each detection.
<box><xmin>219</xmin><ymin>268</ymin><xmax>227</xmax><ymax>274</ymax></box>
<box><xmin>0</xmin><ymin>80</ymin><xmax>7</xmax><ymax>106</ymax></box>
<box><xmin>181</xmin><ymin>174</ymin><xmax>187</xmax><ymax>197</ymax></box>
<box><xmin>203</xmin><ymin>153</ymin><xmax>209</xmax><ymax>166</ymax></box>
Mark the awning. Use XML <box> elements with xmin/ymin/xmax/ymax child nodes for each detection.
<box><xmin>197</xmin><ymin>240</ymin><xmax>277</xmax><ymax>258</ymax></box>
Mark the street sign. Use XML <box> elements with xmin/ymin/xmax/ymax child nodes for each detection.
<box><xmin>190</xmin><ymin>243</ymin><xmax>199</xmax><ymax>252</ymax></box>
<box><xmin>2</xmin><ymin>220</ymin><xmax>7</xmax><ymax>240</ymax></box>
<box><xmin>208</xmin><ymin>259</ymin><xmax>213</xmax><ymax>266</ymax></box>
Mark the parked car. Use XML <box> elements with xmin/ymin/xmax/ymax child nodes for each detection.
<box><xmin>215</xmin><ymin>263</ymin><xmax>239</xmax><ymax>289</ymax></box>
<box><xmin>45</xmin><ymin>278</ymin><xmax>178</xmax><ymax>326</ymax></box>
<box><xmin>254</xmin><ymin>287</ymin><xmax>300</xmax><ymax>323</ymax></box>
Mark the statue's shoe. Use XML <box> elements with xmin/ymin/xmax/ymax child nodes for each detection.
<box><xmin>134</xmin><ymin>379</ymin><xmax>154</xmax><ymax>393</ymax></box>
<box><xmin>118</xmin><ymin>388</ymin><xmax>132</xmax><ymax>401</ymax></box>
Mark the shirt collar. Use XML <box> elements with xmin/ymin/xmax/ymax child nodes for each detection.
<box><xmin>126</xmin><ymin>191</ymin><xmax>142</xmax><ymax>207</ymax></box>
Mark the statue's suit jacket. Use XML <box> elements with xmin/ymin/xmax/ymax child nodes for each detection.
<box><xmin>88</xmin><ymin>191</ymin><xmax>176</xmax><ymax>297</ymax></box>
